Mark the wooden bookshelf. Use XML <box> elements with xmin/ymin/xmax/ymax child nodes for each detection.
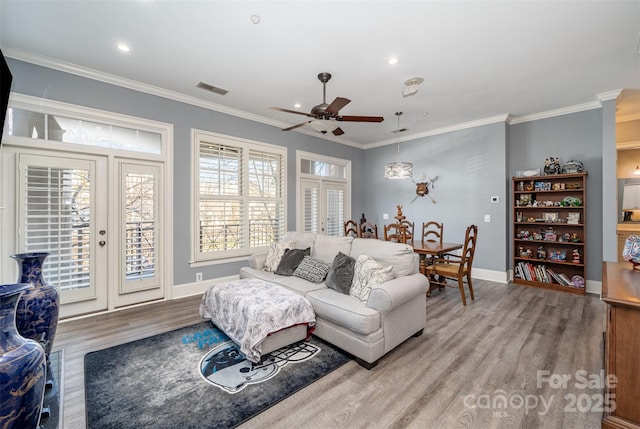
<box><xmin>512</xmin><ymin>172</ymin><xmax>587</xmax><ymax>295</ymax></box>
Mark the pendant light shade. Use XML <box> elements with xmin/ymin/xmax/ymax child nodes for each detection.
<box><xmin>384</xmin><ymin>112</ymin><xmax>413</xmax><ymax>180</ymax></box>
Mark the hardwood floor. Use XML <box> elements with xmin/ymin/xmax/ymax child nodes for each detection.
<box><xmin>53</xmin><ymin>280</ymin><xmax>606</xmax><ymax>429</ymax></box>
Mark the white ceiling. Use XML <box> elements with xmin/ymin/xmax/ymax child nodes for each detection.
<box><xmin>1</xmin><ymin>0</ymin><xmax>639</xmax><ymax>148</ymax></box>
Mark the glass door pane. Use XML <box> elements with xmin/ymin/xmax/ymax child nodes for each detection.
<box><xmin>323</xmin><ymin>182</ymin><xmax>345</xmax><ymax>237</ymax></box>
<box><xmin>18</xmin><ymin>153</ymin><xmax>107</xmax><ymax>315</ymax></box>
<box><xmin>117</xmin><ymin>161</ymin><xmax>163</xmax><ymax>303</ymax></box>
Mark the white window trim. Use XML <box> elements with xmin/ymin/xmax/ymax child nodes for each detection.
<box><xmin>296</xmin><ymin>150</ymin><xmax>351</xmax><ymax>232</ymax></box>
<box><xmin>190</xmin><ymin>129</ymin><xmax>286</xmax><ymax>265</ymax></box>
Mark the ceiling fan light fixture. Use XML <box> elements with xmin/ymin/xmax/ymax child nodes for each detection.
<box><xmin>309</xmin><ymin>119</ymin><xmax>338</xmax><ymax>134</ymax></box>
<box><xmin>384</xmin><ymin>112</ymin><xmax>413</xmax><ymax>180</ymax></box>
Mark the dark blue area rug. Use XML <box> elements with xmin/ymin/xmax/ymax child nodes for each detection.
<box><xmin>84</xmin><ymin>322</ymin><xmax>351</xmax><ymax>429</ymax></box>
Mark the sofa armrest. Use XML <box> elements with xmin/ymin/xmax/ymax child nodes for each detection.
<box><xmin>248</xmin><ymin>252</ymin><xmax>268</xmax><ymax>270</ymax></box>
<box><xmin>366</xmin><ymin>273</ymin><xmax>429</xmax><ymax>313</ymax></box>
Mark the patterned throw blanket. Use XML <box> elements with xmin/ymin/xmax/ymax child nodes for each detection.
<box><xmin>199</xmin><ymin>278</ymin><xmax>316</xmax><ymax>363</ymax></box>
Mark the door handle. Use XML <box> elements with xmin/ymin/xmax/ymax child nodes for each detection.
<box><xmin>99</xmin><ymin>240</ymin><xmax>106</xmax><ymax>247</ymax></box>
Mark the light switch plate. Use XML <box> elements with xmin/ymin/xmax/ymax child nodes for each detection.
<box><xmin>484</xmin><ymin>214</ymin><xmax>491</xmax><ymax>222</ymax></box>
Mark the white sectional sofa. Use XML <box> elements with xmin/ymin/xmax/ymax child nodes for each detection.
<box><xmin>239</xmin><ymin>231</ymin><xmax>429</xmax><ymax>369</ymax></box>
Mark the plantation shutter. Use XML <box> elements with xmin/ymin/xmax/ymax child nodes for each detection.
<box><xmin>199</xmin><ymin>142</ymin><xmax>243</xmax><ymax>253</ymax></box>
<box><xmin>195</xmin><ymin>132</ymin><xmax>286</xmax><ymax>261</ymax></box>
<box><xmin>19</xmin><ymin>156</ymin><xmax>95</xmax><ymax>302</ymax></box>
<box><xmin>325</xmin><ymin>186</ymin><xmax>344</xmax><ymax>236</ymax></box>
<box><xmin>301</xmin><ymin>181</ymin><xmax>319</xmax><ymax>233</ymax></box>
<box><xmin>248</xmin><ymin>149</ymin><xmax>284</xmax><ymax>247</ymax></box>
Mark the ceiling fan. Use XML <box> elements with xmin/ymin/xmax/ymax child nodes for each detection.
<box><xmin>270</xmin><ymin>72</ymin><xmax>384</xmax><ymax>136</ymax></box>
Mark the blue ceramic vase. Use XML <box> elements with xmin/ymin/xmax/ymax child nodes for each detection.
<box><xmin>10</xmin><ymin>252</ymin><xmax>60</xmax><ymax>364</ymax></box>
<box><xmin>0</xmin><ymin>283</ymin><xmax>46</xmax><ymax>429</ymax></box>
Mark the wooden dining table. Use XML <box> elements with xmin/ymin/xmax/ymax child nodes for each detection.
<box><xmin>412</xmin><ymin>241</ymin><xmax>464</xmax><ymax>296</ymax></box>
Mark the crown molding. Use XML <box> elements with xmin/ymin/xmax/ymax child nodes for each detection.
<box><xmin>597</xmin><ymin>89</ymin><xmax>623</xmax><ymax>101</ymax></box>
<box><xmin>365</xmin><ymin>114</ymin><xmax>510</xmax><ymax>149</ymax></box>
<box><xmin>508</xmin><ymin>100</ymin><xmax>602</xmax><ymax>125</ymax></box>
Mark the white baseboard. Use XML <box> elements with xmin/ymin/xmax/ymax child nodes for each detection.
<box><xmin>472</xmin><ymin>268</ymin><xmax>509</xmax><ymax>283</ymax></box>
<box><xmin>172</xmin><ymin>274</ymin><xmax>240</xmax><ymax>299</ymax></box>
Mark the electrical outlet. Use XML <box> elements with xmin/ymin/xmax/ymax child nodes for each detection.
<box><xmin>484</xmin><ymin>214</ymin><xmax>491</xmax><ymax>222</ymax></box>
<box><xmin>196</xmin><ymin>272</ymin><xmax>203</xmax><ymax>282</ymax></box>
<box><xmin>491</xmin><ymin>196</ymin><xmax>499</xmax><ymax>203</ymax></box>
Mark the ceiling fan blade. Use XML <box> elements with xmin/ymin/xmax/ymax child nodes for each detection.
<box><xmin>270</xmin><ymin>107</ymin><xmax>314</xmax><ymax>118</ymax></box>
<box><xmin>332</xmin><ymin>127</ymin><xmax>345</xmax><ymax>136</ymax></box>
<box><xmin>410</xmin><ymin>195</ymin><xmax>419</xmax><ymax>204</ymax></box>
<box><xmin>427</xmin><ymin>195</ymin><xmax>437</xmax><ymax>204</ymax></box>
<box><xmin>337</xmin><ymin>115</ymin><xmax>384</xmax><ymax>123</ymax></box>
<box><xmin>282</xmin><ymin>121</ymin><xmax>311</xmax><ymax>131</ymax></box>
<box><xmin>325</xmin><ymin>97</ymin><xmax>351</xmax><ymax>115</ymax></box>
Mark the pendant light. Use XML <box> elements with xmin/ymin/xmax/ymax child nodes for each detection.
<box><xmin>384</xmin><ymin>112</ymin><xmax>413</xmax><ymax>179</ymax></box>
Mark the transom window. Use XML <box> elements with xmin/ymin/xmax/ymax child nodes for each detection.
<box><xmin>193</xmin><ymin>130</ymin><xmax>286</xmax><ymax>262</ymax></box>
<box><xmin>5</xmin><ymin>107</ymin><xmax>162</xmax><ymax>154</ymax></box>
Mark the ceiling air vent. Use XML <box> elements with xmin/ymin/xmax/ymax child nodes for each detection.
<box><xmin>196</xmin><ymin>81</ymin><xmax>229</xmax><ymax>96</ymax></box>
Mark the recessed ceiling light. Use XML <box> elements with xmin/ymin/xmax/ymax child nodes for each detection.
<box><xmin>294</xmin><ymin>103</ymin><xmax>301</xmax><ymax>108</ymax></box>
<box><xmin>117</xmin><ymin>44</ymin><xmax>130</xmax><ymax>53</ymax></box>
<box><xmin>387</xmin><ymin>57</ymin><xmax>399</xmax><ymax>65</ymax></box>
<box><xmin>250</xmin><ymin>14</ymin><xmax>261</xmax><ymax>24</ymax></box>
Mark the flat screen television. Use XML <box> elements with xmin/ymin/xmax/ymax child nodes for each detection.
<box><xmin>0</xmin><ymin>48</ymin><xmax>13</xmax><ymax>145</ymax></box>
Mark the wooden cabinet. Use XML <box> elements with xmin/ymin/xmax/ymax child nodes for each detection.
<box><xmin>512</xmin><ymin>173</ymin><xmax>586</xmax><ymax>295</ymax></box>
<box><xmin>602</xmin><ymin>262</ymin><xmax>640</xmax><ymax>429</ymax></box>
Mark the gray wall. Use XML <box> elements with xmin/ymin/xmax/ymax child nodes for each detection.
<box><xmin>6</xmin><ymin>59</ymin><xmax>366</xmax><ymax>285</ymax></box>
<box><xmin>363</xmin><ymin>122</ymin><xmax>509</xmax><ymax>272</ymax></box>
<box><xmin>508</xmin><ymin>109</ymin><xmax>604</xmax><ymax>281</ymax></box>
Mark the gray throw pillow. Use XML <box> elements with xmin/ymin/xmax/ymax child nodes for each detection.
<box><xmin>275</xmin><ymin>247</ymin><xmax>310</xmax><ymax>276</ymax></box>
<box><xmin>326</xmin><ymin>251</ymin><xmax>356</xmax><ymax>294</ymax></box>
<box><xmin>294</xmin><ymin>256</ymin><xmax>331</xmax><ymax>283</ymax></box>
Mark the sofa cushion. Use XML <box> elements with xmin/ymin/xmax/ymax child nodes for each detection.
<box><xmin>350</xmin><ymin>254</ymin><xmax>394</xmax><ymax>302</ymax></box>
<box><xmin>350</xmin><ymin>238</ymin><xmax>418</xmax><ymax>277</ymax></box>
<box><xmin>264</xmin><ymin>240</ymin><xmax>295</xmax><ymax>272</ymax></box>
<box><xmin>270</xmin><ymin>275</ymin><xmax>327</xmax><ymax>296</ymax></box>
<box><xmin>306</xmin><ymin>288</ymin><xmax>380</xmax><ymax>335</ymax></box>
<box><xmin>312</xmin><ymin>235</ymin><xmax>354</xmax><ymax>264</ymax></box>
<box><xmin>275</xmin><ymin>247</ymin><xmax>310</xmax><ymax>276</ymax></box>
<box><xmin>325</xmin><ymin>252</ymin><xmax>356</xmax><ymax>295</ymax></box>
<box><xmin>294</xmin><ymin>256</ymin><xmax>331</xmax><ymax>284</ymax></box>
<box><xmin>282</xmin><ymin>231</ymin><xmax>316</xmax><ymax>251</ymax></box>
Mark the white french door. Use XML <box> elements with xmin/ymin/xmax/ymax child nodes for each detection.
<box><xmin>16</xmin><ymin>152</ymin><xmax>164</xmax><ymax>317</ymax></box>
<box><xmin>299</xmin><ymin>179</ymin><xmax>346</xmax><ymax>236</ymax></box>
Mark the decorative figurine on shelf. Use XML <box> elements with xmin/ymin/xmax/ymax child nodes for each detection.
<box><xmin>572</xmin><ymin>249</ymin><xmax>581</xmax><ymax>264</ymax></box>
<box><xmin>544</xmin><ymin>157</ymin><xmax>561</xmax><ymax>175</ymax></box>
<box><xmin>571</xmin><ymin>233</ymin><xmax>580</xmax><ymax>243</ymax></box>
<box><xmin>560</xmin><ymin>232</ymin><xmax>571</xmax><ymax>242</ymax></box>
<box><xmin>550</xmin><ymin>250</ymin><xmax>567</xmax><ymax>261</ymax></box>
<box><xmin>518</xmin><ymin>181</ymin><xmax>524</xmax><ymax>191</ymax></box>
<box><xmin>519</xmin><ymin>230</ymin><xmax>530</xmax><ymax>239</ymax></box>
<box><xmin>571</xmin><ymin>275</ymin><xmax>585</xmax><ymax>288</ymax></box>
<box><xmin>520</xmin><ymin>248</ymin><xmax>533</xmax><ymax>258</ymax></box>
<box><xmin>533</xmin><ymin>231</ymin><xmax>543</xmax><ymax>241</ymax></box>
<box><xmin>537</xmin><ymin>246</ymin><xmax>546</xmax><ymax>260</ymax></box>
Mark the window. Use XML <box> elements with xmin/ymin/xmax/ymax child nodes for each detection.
<box><xmin>193</xmin><ymin>130</ymin><xmax>286</xmax><ymax>262</ymax></box>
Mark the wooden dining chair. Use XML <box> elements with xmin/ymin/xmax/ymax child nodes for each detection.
<box><xmin>344</xmin><ymin>220</ymin><xmax>359</xmax><ymax>238</ymax></box>
<box><xmin>384</xmin><ymin>223</ymin><xmax>408</xmax><ymax>243</ymax></box>
<box><xmin>423</xmin><ymin>224</ymin><xmax>478</xmax><ymax>306</ymax></box>
<box><xmin>359</xmin><ymin>221</ymin><xmax>379</xmax><ymax>239</ymax></box>
<box><xmin>421</xmin><ymin>221</ymin><xmax>443</xmax><ymax>245</ymax></box>
<box><xmin>400</xmin><ymin>220</ymin><xmax>414</xmax><ymax>245</ymax></box>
